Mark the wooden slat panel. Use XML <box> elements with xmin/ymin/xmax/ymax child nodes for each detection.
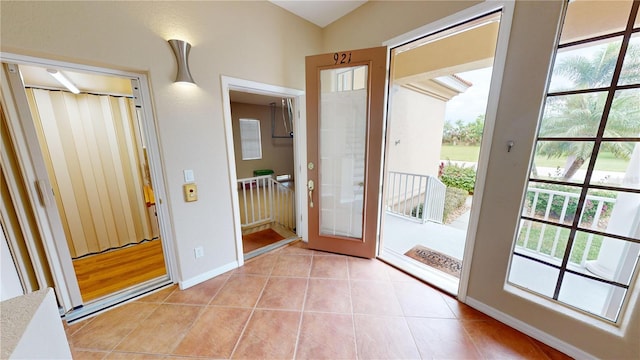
<box><xmin>26</xmin><ymin>89</ymin><xmax>154</xmax><ymax>257</ymax></box>
<box><xmin>77</xmin><ymin>94</ymin><xmax>119</xmax><ymax>250</ymax></box>
<box><xmin>69</xmin><ymin>93</ymin><xmax>110</xmax><ymax>252</ymax></box>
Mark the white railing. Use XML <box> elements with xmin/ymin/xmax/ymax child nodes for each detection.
<box><xmin>518</xmin><ymin>187</ymin><xmax>616</xmax><ymax>267</ymax></box>
<box><xmin>237</xmin><ymin>175</ymin><xmax>295</xmax><ymax>231</ymax></box>
<box><xmin>386</xmin><ymin>171</ymin><xmax>446</xmax><ymax>223</ymax></box>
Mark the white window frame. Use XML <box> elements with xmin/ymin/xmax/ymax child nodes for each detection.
<box><xmin>239</xmin><ymin>118</ymin><xmax>262</xmax><ymax>160</ymax></box>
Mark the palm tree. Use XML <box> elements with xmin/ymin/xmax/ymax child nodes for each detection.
<box><xmin>536</xmin><ymin>41</ymin><xmax>640</xmax><ymax>180</ymax></box>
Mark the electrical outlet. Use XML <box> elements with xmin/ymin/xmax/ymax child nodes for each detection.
<box><xmin>194</xmin><ymin>246</ymin><xmax>204</xmax><ymax>259</ymax></box>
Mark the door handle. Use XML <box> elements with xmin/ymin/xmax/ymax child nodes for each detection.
<box><xmin>308</xmin><ymin>180</ymin><xmax>315</xmax><ymax>208</ymax></box>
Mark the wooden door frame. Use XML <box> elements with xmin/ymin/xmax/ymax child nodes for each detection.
<box><xmin>0</xmin><ymin>52</ymin><xmax>177</xmax><ymax>313</ymax></box>
<box><xmin>381</xmin><ymin>1</ymin><xmax>515</xmax><ymax>300</ymax></box>
<box><xmin>220</xmin><ymin>76</ymin><xmax>306</xmax><ymax>268</ymax></box>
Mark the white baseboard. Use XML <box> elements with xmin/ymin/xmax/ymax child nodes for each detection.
<box><xmin>465</xmin><ymin>297</ymin><xmax>596</xmax><ymax>360</ymax></box>
<box><xmin>179</xmin><ymin>261</ymin><xmax>238</xmax><ymax>290</ymax></box>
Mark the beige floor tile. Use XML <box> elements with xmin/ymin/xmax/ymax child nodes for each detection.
<box><xmin>407</xmin><ymin>317</ymin><xmax>482</xmax><ymax>359</ymax></box>
<box><xmin>70</xmin><ymin>349</ymin><xmax>108</xmax><ymax>359</ymax></box>
<box><xmin>463</xmin><ymin>319</ymin><xmax>550</xmax><ymax>359</ymax></box>
<box><xmin>172</xmin><ymin>306</ymin><xmax>252</xmax><ymax>358</ymax></box>
<box><xmin>272</xmin><ymin>254</ymin><xmax>312</xmax><ymax>277</ymax></box>
<box><xmin>310</xmin><ymin>255</ymin><xmax>349</xmax><ymax>279</ymax></box>
<box><xmin>295</xmin><ymin>312</ymin><xmax>356</xmax><ymax>360</ymax></box>
<box><xmin>393</xmin><ymin>281</ymin><xmax>456</xmax><ymax>318</ymax></box>
<box><xmin>71</xmin><ymin>302</ymin><xmax>158</xmax><ymax>351</ymax></box>
<box><xmin>210</xmin><ymin>274</ymin><xmax>268</xmax><ymax>308</ymax></box>
<box><xmin>234</xmin><ymin>253</ymin><xmax>278</xmax><ymax>275</ymax></box>
<box><xmin>104</xmin><ymin>352</ymin><xmax>165</xmax><ymax>359</ymax></box>
<box><xmin>256</xmin><ymin>277</ymin><xmax>308</xmax><ymax>310</ymax></box>
<box><xmin>304</xmin><ymin>278</ymin><xmax>352</xmax><ymax>314</ymax></box>
<box><xmin>350</xmin><ymin>280</ymin><xmax>403</xmax><ymax>316</ymax></box>
<box><xmin>232</xmin><ymin>309</ymin><xmax>301</xmax><ymax>359</ymax></box>
<box><xmin>135</xmin><ymin>285</ymin><xmax>177</xmax><ymax>304</ymax></box>
<box><xmin>347</xmin><ymin>257</ymin><xmax>391</xmax><ymax>281</ymax></box>
<box><xmin>66</xmin><ymin>242</ymin><xmax>570</xmax><ymax>360</ymax></box>
<box><xmin>114</xmin><ymin>304</ymin><xmax>201</xmax><ymax>354</ymax></box>
<box><xmin>164</xmin><ymin>275</ymin><xmax>228</xmax><ymax>305</ymax></box>
<box><xmin>354</xmin><ymin>314</ymin><xmax>420</xmax><ymax>359</ymax></box>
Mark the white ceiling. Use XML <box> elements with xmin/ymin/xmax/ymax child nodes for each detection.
<box><xmin>269</xmin><ymin>0</ymin><xmax>367</xmax><ymax>28</ymax></box>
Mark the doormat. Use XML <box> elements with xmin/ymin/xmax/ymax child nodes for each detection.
<box><xmin>404</xmin><ymin>245</ymin><xmax>462</xmax><ymax>278</ymax></box>
<box><xmin>242</xmin><ymin>228</ymin><xmax>285</xmax><ymax>253</ymax></box>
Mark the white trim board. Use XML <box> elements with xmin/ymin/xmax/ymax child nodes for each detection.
<box><xmin>179</xmin><ymin>261</ymin><xmax>238</xmax><ymax>290</ymax></box>
<box><xmin>465</xmin><ymin>296</ymin><xmax>597</xmax><ymax>360</ymax></box>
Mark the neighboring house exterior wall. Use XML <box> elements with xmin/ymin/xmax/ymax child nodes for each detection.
<box><xmin>386</xmin><ymin>85</ymin><xmax>445</xmax><ymax>178</ymax></box>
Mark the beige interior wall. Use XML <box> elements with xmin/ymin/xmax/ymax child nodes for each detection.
<box><xmin>0</xmin><ymin>1</ymin><xmax>322</xmax><ymax>283</ymax></box>
<box><xmin>231</xmin><ymin>102</ymin><xmax>294</xmax><ymax>180</ymax></box>
<box><xmin>322</xmin><ymin>0</ymin><xmax>483</xmax><ymax>52</ymax></box>
<box><xmin>323</xmin><ymin>0</ymin><xmax>638</xmax><ymax>359</ymax></box>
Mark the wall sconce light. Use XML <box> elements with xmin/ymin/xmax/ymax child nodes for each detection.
<box><xmin>168</xmin><ymin>39</ymin><xmax>195</xmax><ymax>84</ymax></box>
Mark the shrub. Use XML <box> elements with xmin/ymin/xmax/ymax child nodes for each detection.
<box><xmin>439</xmin><ymin>162</ymin><xmax>476</xmax><ymax>194</ymax></box>
<box><xmin>411</xmin><ymin>186</ymin><xmax>468</xmax><ymax>223</ymax></box>
<box><xmin>525</xmin><ymin>183</ymin><xmax>616</xmax><ymax>223</ymax></box>
<box><xmin>443</xmin><ymin>187</ymin><xmax>468</xmax><ymax>223</ymax></box>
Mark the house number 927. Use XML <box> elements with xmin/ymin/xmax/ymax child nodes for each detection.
<box><xmin>333</xmin><ymin>52</ymin><xmax>352</xmax><ymax>64</ymax></box>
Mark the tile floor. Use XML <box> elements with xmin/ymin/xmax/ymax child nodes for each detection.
<box><xmin>65</xmin><ymin>241</ymin><xmax>572</xmax><ymax>359</ymax></box>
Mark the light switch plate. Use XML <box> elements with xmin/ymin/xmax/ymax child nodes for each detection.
<box><xmin>184</xmin><ymin>169</ymin><xmax>195</xmax><ymax>183</ymax></box>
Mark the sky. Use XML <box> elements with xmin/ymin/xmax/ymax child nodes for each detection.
<box><xmin>444</xmin><ymin>67</ymin><xmax>493</xmax><ymax>124</ymax></box>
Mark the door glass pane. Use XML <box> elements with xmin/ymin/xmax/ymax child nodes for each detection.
<box><xmin>549</xmin><ymin>39</ymin><xmax>622</xmax><ymax>92</ymax></box>
<box><xmin>618</xmin><ymin>34</ymin><xmax>640</xmax><ymax>85</ymax></box>
<box><xmin>319</xmin><ymin>65</ymin><xmax>368</xmax><ymax>238</ymax></box>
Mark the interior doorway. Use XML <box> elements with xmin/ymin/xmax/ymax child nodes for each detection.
<box><xmin>1</xmin><ymin>58</ymin><xmax>174</xmax><ymax>320</ymax></box>
<box><xmin>221</xmin><ymin>77</ymin><xmax>305</xmax><ymax>263</ymax></box>
<box><xmin>379</xmin><ymin>9</ymin><xmax>508</xmax><ymax>295</ymax></box>
<box><xmin>230</xmin><ymin>92</ymin><xmax>298</xmax><ymax>258</ymax></box>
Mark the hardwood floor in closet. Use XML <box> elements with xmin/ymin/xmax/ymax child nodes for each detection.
<box><xmin>73</xmin><ymin>240</ymin><xmax>166</xmax><ymax>302</ymax></box>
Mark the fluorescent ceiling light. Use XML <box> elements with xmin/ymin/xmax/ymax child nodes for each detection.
<box><xmin>47</xmin><ymin>69</ymin><xmax>80</xmax><ymax>94</ymax></box>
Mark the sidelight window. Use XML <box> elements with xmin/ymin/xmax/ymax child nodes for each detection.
<box><xmin>507</xmin><ymin>0</ymin><xmax>640</xmax><ymax>323</ymax></box>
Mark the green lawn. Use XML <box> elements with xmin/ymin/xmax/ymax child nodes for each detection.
<box><xmin>440</xmin><ymin>145</ymin><xmax>628</xmax><ymax>172</ymax></box>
